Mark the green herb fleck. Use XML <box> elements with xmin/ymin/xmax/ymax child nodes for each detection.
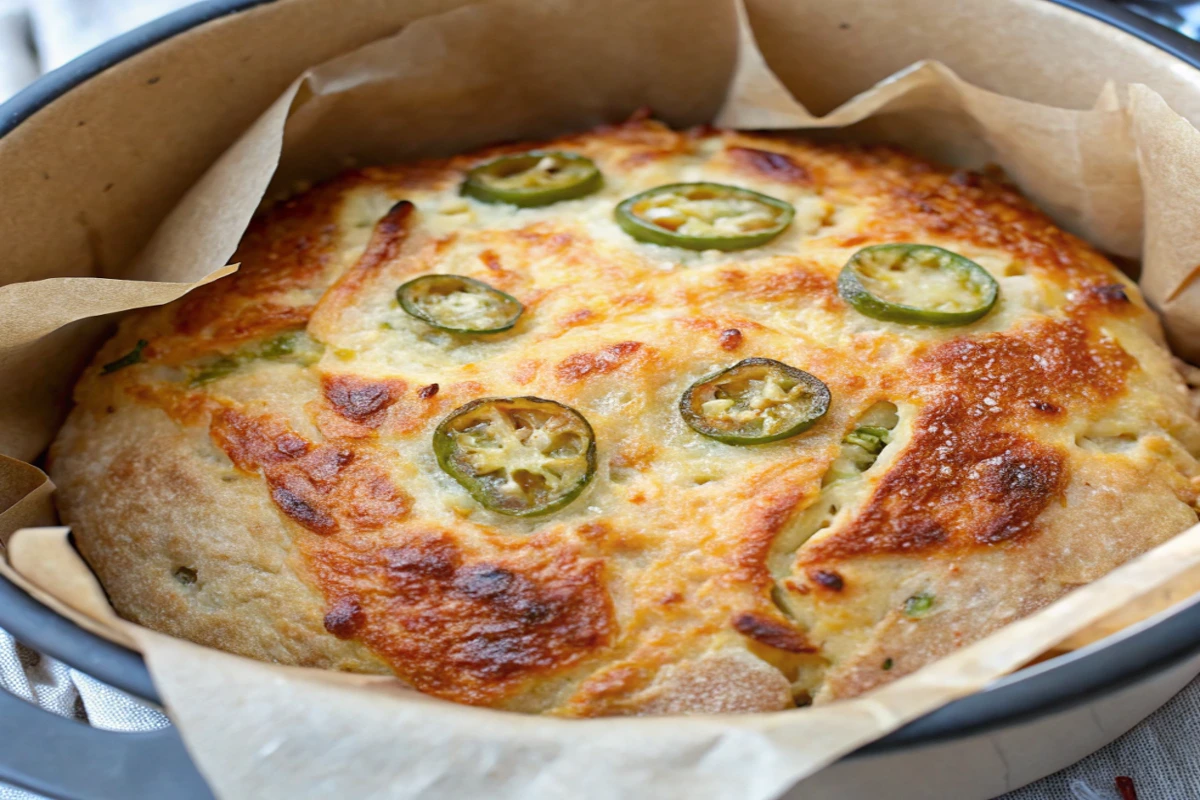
<box><xmin>883</xmin><ymin>658</ymin><xmax>893</xmax><ymax>671</ymax></box>
<box><xmin>190</xmin><ymin>357</ymin><xmax>239</xmax><ymax>386</ymax></box>
<box><xmin>255</xmin><ymin>334</ymin><xmax>297</xmax><ymax>360</ymax></box>
<box><xmin>827</xmin><ymin>425</ymin><xmax>895</xmax><ymax>483</ymax></box>
<box><xmin>189</xmin><ymin>332</ymin><xmax>322</xmax><ymax>386</ymax></box>
<box><xmin>845</xmin><ymin>425</ymin><xmax>891</xmax><ymax>455</ymax></box>
<box><xmin>102</xmin><ymin>340</ymin><xmax>148</xmax><ymax>374</ymax></box>
<box><xmin>904</xmin><ymin>592</ymin><xmax>936</xmax><ymax>618</ymax></box>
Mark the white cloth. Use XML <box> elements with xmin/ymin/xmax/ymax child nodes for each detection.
<box><xmin>0</xmin><ymin>629</ymin><xmax>170</xmax><ymax>800</ymax></box>
<box><xmin>0</xmin><ymin>2</ymin><xmax>36</xmax><ymax>102</ymax></box>
<box><xmin>1</xmin><ymin>1</ymin><xmax>1199</xmax><ymax>798</ymax></box>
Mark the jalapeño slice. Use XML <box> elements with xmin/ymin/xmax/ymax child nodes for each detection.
<box><xmin>615</xmin><ymin>182</ymin><xmax>794</xmax><ymax>251</ymax></box>
<box><xmin>461</xmin><ymin>151</ymin><xmax>602</xmax><ymax>207</ymax></box>
<box><xmin>397</xmin><ymin>275</ymin><xmax>523</xmax><ymax>334</ymax></box>
<box><xmin>680</xmin><ymin>358</ymin><xmax>831</xmax><ymax>445</ymax></box>
<box><xmin>839</xmin><ymin>244</ymin><xmax>999</xmax><ymax>326</ymax></box>
<box><xmin>433</xmin><ymin>397</ymin><xmax>596</xmax><ymax>517</ymax></box>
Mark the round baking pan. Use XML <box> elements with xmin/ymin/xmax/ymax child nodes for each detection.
<box><xmin>2</xmin><ymin>1</ymin><xmax>1200</xmax><ymax>798</ymax></box>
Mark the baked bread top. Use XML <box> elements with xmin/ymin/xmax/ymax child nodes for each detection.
<box><xmin>50</xmin><ymin>118</ymin><xmax>1200</xmax><ymax>715</ymax></box>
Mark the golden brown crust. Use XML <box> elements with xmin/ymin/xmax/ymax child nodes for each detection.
<box><xmin>307</xmin><ymin>532</ymin><xmax>615</xmax><ymax>706</ymax></box>
<box><xmin>731</xmin><ymin>611</ymin><xmax>817</xmax><ymax>654</ymax></box>
<box><xmin>321</xmin><ymin>374</ymin><xmax>406</xmax><ymax>427</ymax></box>
<box><xmin>50</xmin><ymin>119</ymin><xmax>1200</xmax><ymax>715</ymax></box>
<box><xmin>211</xmin><ymin>407</ymin><xmax>411</xmax><ymax>537</ymax></box>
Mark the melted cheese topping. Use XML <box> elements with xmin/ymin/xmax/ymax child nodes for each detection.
<box><xmin>401</xmin><ymin>277</ymin><xmax>519</xmax><ymax>331</ymax></box>
<box><xmin>631</xmin><ymin>187</ymin><xmax>785</xmax><ymax>236</ymax></box>
<box><xmin>854</xmin><ymin>249</ymin><xmax>987</xmax><ymax>312</ymax></box>
<box><xmin>480</xmin><ymin>153</ymin><xmax>593</xmax><ymax>192</ymax></box>
<box><xmin>53</xmin><ymin>119</ymin><xmax>1200</xmax><ymax>716</ymax></box>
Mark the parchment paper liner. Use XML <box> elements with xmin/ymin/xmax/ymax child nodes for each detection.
<box><xmin>3</xmin><ymin>0</ymin><xmax>1200</xmax><ymax>796</ymax></box>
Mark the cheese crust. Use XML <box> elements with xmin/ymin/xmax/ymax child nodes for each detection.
<box><xmin>49</xmin><ymin>119</ymin><xmax>1200</xmax><ymax>714</ymax></box>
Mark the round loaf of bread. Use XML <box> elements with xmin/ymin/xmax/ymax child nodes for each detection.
<box><xmin>50</xmin><ymin>119</ymin><xmax>1200</xmax><ymax>715</ymax></box>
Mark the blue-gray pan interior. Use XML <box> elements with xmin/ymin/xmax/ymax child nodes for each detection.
<box><xmin>1</xmin><ymin>1</ymin><xmax>1199</xmax><ymax>797</ymax></box>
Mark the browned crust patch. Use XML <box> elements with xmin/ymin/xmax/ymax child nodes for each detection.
<box><xmin>805</xmin><ymin>423</ymin><xmax>1067</xmax><ymax>561</ymax></box>
<box><xmin>308</xmin><ymin>532</ymin><xmax>615</xmax><ymax>705</ymax></box>
<box><xmin>211</xmin><ymin>406</ymin><xmax>410</xmax><ymax>536</ymax></box>
<box><xmin>322</xmin><ymin>374</ymin><xmax>406</xmax><ymax>427</ymax></box>
<box><xmin>323</xmin><ymin>596</ymin><xmax>366</xmax><ymax>639</ymax></box>
<box><xmin>555</xmin><ymin>341</ymin><xmax>646</xmax><ymax>383</ymax></box>
<box><xmin>726</xmin><ymin>145</ymin><xmax>814</xmax><ymax>185</ymax></box>
<box><xmin>803</xmin><ymin>318</ymin><xmax>1131</xmax><ymax>563</ymax></box>
<box><xmin>732</xmin><ymin>611</ymin><xmax>817</xmax><ymax>653</ymax></box>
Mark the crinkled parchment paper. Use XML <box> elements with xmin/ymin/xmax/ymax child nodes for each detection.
<box><xmin>4</xmin><ymin>0</ymin><xmax>1200</xmax><ymax>797</ymax></box>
